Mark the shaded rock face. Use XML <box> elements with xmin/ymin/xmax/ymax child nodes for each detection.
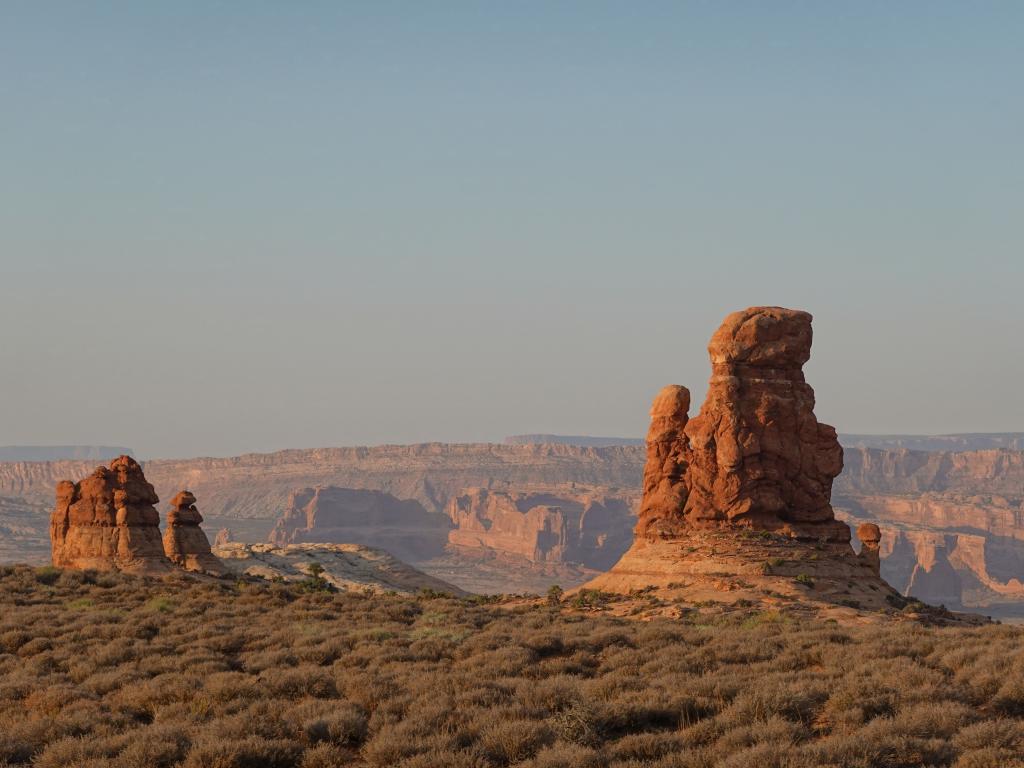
<box><xmin>50</xmin><ymin>456</ymin><xmax>173</xmax><ymax>574</ymax></box>
<box><xmin>162</xmin><ymin>491</ymin><xmax>226</xmax><ymax>575</ymax></box>
<box><xmin>447</xmin><ymin>488</ymin><xmax>633</xmax><ymax>570</ymax></box>
<box><xmin>269</xmin><ymin>487</ymin><xmax>452</xmax><ymax>562</ymax></box>
<box><xmin>638</xmin><ymin>307</ymin><xmax>849</xmax><ymax>543</ymax></box>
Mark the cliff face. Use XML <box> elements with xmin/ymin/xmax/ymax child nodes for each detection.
<box><xmin>269</xmin><ymin>487</ymin><xmax>452</xmax><ymax>563</ymax></box>
<box><xmin>837</xmin><ymin>448</ymin><xmax>1024</xmax><ymax>496</ymax></box>
<box><xmin>0</xmin><ymin>496</ymin><xmax>49</xmax><ymax>565</ymax></box>
<box><xmin>446</xmin><ymin>488</ymin><xmax>634</xmax><ymax>570</ymax></box>
<box><xmin>839</xmin><ymin>494</ymin><xmax>1024</xmax><ymax>613</ymax></box>
<box><xmin>0</xmin><ymin>443</ymin><xmax>645</xmax><ymax>519</ymax></box>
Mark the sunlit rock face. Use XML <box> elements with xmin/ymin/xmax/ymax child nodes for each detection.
<box><xmin>637</xmin><ymin>306</ymin><xmax>850</xmax><ymax>544</ymax></box>
<box><xmin>50</xmin><ymin>455</ymin><xmax>173</xmax><ymax>575</ymax></box>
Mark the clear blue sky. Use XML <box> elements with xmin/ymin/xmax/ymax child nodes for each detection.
<box><xmin>2</xmin><ymin>2</ymin><xmax>1021</xmax><ymax>459</ymax></box>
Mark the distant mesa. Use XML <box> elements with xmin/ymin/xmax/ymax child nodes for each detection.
<box><xmin>49</xmin><ymin>456</ymin><xmax>224</xmax><ymax>577</ymax></box>
<box><xmin>0</xmin><ymin>445</ymin><xmax>134</xmax><ymax>462</ymax></box>
<box><xmin>839</xmin><ymin>433</ymin><xmax>1024</xmax><ymax>452</ymax></box>
<box><xmin>505</xmin><ymin>434</ymin><xmax>644</xmax><ymax>447</ymax></box>
<box><xmin>586</xmin><ymin>307</ymin><xmax>912</xmax><ymax>615</ymax></box>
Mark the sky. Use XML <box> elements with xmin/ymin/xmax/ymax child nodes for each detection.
<box><xmin>1</xmin><ymin>2</ymin><xmax>1022</xmax><ymax>459</ymax></box>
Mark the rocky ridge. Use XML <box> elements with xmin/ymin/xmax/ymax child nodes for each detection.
<box><xmin>213</xmin><ymin>542</ymin><xmax>466</xmax><ymax>596</ymax></box>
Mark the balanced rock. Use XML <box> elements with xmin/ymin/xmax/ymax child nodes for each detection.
<box><xmin>50</xmin><ymin>455</ymin><xmax>174</xmax><ymax>574</ymax></box>
<box><xmin>637</xmin><ymin>306</ymin><xmax>849</xmax><ymax>543</ymax></box>
<box><xmin>163</xmin><ymin>491</ymin><xmax>226</xmax><ymax>575</ymax></box>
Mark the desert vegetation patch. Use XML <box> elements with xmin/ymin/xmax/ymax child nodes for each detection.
<box><xmin>1</xmin><ymin>566</ymin><xmax>1023</xmax><ymax>768</ymax></box>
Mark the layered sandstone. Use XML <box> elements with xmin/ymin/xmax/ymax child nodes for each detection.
<box><xmin>839</xmin><ymin>500</ymin><xmax>1024</xmax><ymax>614</ymax></box>
<box><xmin>0</xmin><ymin>496</ymin><xmax>49</xmax><ymax>565</ymax></box>
<box><xmin>587</xmin><ymin>307</ymin><xmax>900</xmax><ymax>613</ymax></box>
<box><xmin>6</xmin><ymin>436</ymin><xmax>1024</xmax><ymax>604</ymax></box>
<box><xmin>50</xmin><ymin>456</ymin><xmax>174</xmax><ymax>575</ymax></box>
<box><xmin>0</xmin><ymin>443</ymin><xmax>645</xmax><ymax>519</ymax></box>
<box><xmin>637</xmin><ymin>306</ymin><xmax>849</xmax><ymax>543</ymax></box>
<box><xmin>162</xmin><ymin>491</ymin><xmax>226</xmax><ymax>575</ymax></box>
<box><xmin>447</xmin><ymin>488</ymin><xmax>633</xmax><ymax>570</ymax></box>
<box><xmin>269</xmin><ymin>487</ymin><xmax>452</xmax><ymax>562</ymax></box>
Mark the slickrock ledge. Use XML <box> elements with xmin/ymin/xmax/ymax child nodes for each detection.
<box><xmin>213</xmin><ymin>542</ymin><xmax>468</xmax><ymax>596</ymax></box>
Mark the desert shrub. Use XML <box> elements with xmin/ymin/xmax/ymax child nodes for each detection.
<box><xmin>476</xmin><ymin>717</ymin><xmax>553</xmax><ymax>764</ymax></box>
<box><xmin>181</xmin><ymin>735</ymin><xmax>303</xmax><ymax>768</ymax></box>
<box><xmin>0</xmin><ymin>568</ymin><xmax>1022</xmax><ymax>768</ymax></box>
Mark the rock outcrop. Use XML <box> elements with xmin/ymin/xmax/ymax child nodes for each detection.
<box><xmin>586</xmin><ymin>307</ymin><xmax>902</xmax><ymax>614</ymax></box>
<box><xmin>162</xmin><ymin>491</ymin><xmax>226</xmax><ymax>575</ymax></box>
<box><xmin>637</xmin><ymin>307</ymin><xmax>849</xmax><ymax>543</ymax></box>
<box><xmin>447</xmin><ymin>488</ymin><xmax>633</xmax><ymax>570</ymax></box>
<box><xmin>269</xmin><ymin>487</ymin><xmax>452</xmax><ymax>562</ymax></box>
<box><xmin>49</xmin><ymin>456</ymin><xmax>174</xmax><ymax>575</ymax></box>
<box><xmin>214</xmin><ymin>542</ymin><xmax>467</xmax><ymax>596</ymax></box>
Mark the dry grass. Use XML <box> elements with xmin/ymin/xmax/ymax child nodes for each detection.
<box><xmin>1</xmin><ymin>565</ymin><xmax>1023</xmax><ymax>767</ymax></box>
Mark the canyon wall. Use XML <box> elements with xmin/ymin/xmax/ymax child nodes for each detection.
<box><xmin>2</xmin><ymin>441</ymin><xmax>1023</xmax><ymax>611</ymax></box>
<box><xmin>0</xmin><ymin>443</ymin><xmax>644</xmax><ymax>519</ymax></box>
<box><xmin>446</xmin><ymin>487</ymin><xmax>634</xmax><ymax>570</ymax></box>
<box><xmin>269</xmin><ymin>487</ymin><xmax>452</xmax><ymax>563</ymax></box>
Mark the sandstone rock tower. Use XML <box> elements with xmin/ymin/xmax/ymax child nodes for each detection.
<box><xmin>636</xmin><ymin>306</ymin><xmax>850</xmax><ymax>543</ymax></box>
<box><xmin>163</xmin><ymin>491</ymin><xmax>226</xmax><ymax>575</ymax></box>
<box><xmin>50</xmin><ymin>455</ymin><xmax>174</xmax><ymax>575</ymax></box>
<box><xmin>585</xmin><ymin>307</ymin><xmax>901</xmax><ymax>610</ymax></box>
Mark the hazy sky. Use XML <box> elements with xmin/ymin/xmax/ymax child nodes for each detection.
<box><xmin>2</xmin><ymin>2</ymin><xmax>1022</xmax><ymax>459</ymax></box>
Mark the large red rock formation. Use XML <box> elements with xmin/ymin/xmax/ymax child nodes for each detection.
<box><xmin>162</xmin><ymin>491</ymin><xmax>226</xmax><ymax>576</ymax></box>
<box><xmin>583</xmin><ymin>307</ymin><xmax>907</xmax><ymax>613</ymax></box>
<box><xmin>637</xmin><ymin>306</ymin><xmax>849</xmax><ymax>543</ymax></box>
<box><xmin>49</xmin><ymin>456</ymin><xmax>174</xmax><ymax>574</ymax></box>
